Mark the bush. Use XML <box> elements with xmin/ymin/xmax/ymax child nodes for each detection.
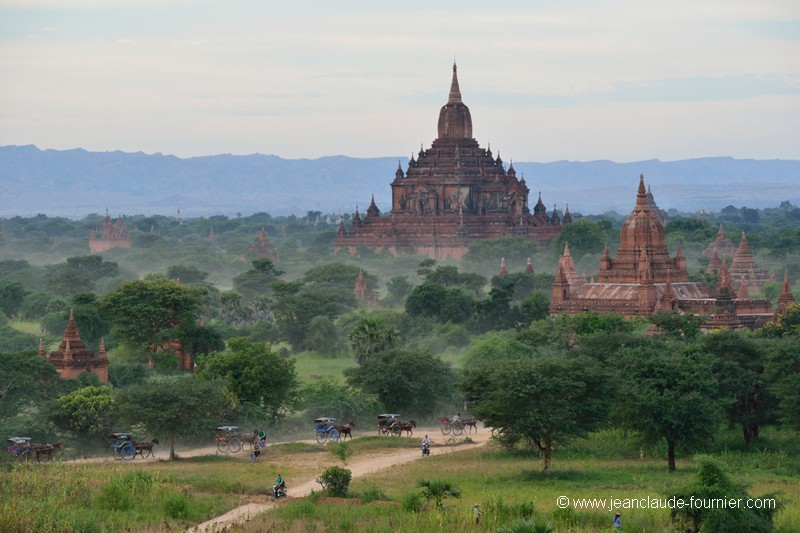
<box><xmin>358</xmin><ymin>486</ymin><xmax>388</xmax><ymax>503</ymax></box>
<box><xmin>162</xmin><ymin>491</ymin><xmax>191</xmax><ymax>520</ymax></box>
<box><xmin>402</xmin><ymin>491</ymin><xmax>424</xmax><ymax>513</ymax></box>
<box><xmin>316</xmin><ymin>466</ymin><xmax>352</xmax><ymax>497</ymax></box>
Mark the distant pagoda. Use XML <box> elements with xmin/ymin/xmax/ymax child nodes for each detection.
<box><xmin>89</xmin><ymin>210</ymin><xmax>131</xmax><ymax>252</ymax></box>
<box><xmin>335</xmin><ymin>64</ymin><xmax>565</xmax><ymax>260</ymax></box>
<box><xmin>41</xmin><ymin>310</ymin><xmax>108</xmax><ymax>383</ymax></box>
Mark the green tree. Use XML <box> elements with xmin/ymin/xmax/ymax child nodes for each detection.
<box><xmin>671</xmin><ymin>456</ymin><xmax>782</xmax><ymax>532</ymax></box>
<box><xmin>303</xmin><ymin>263</ymin><xmax>373</xmax><ymax>291</ymax></box>
<box><xmin>0</xmin><ymin>350</ymin><xmax>61</xmax><ymax>424</ymax></box>
<box><xmin>615</xmin><ymin>342</ymin><xmax>722</xmax><ymax>472</ymax></box>
<box><xmin>116</xmin><ymin>376</ymin><xmax>234</xmax><ymax>459</ymax></box>
<box><xmin>552</xmin><ymin>219</ymin><xmax>609</xmax><ymax>256</ymax></box>
<box><xmin>166</xmin><ymin>264</ymin><xmax>208</xmax><ymax>284</ymax></box>
<box><xmin>384</xmin><ymin>275</ymin><xmax>413</xmax><ymax>307</ymax></box>
<box><xmin>345</xmin><ymin>348</ymin><xmax>458</xmax><ymax>418</ymax></box>
<box><xmin>299</xmin><ymin>378</ymin><xmax>382</xmax><ymax>425</ymax></box>
<box><xmin>348</xmin><ymin>317</ymin><xmax>399</xmax><ymax>365</ymax></box>
<box><xmin>701</xmin><ymin>330</ymin><xmax>775</xmax><ymax>444</ymax></box>
<box><xmin>270</xmin><ymin>281</ymin><xmax>355</xmax><ymax>348</ymax></box>
<box><xmin>417</xmin><ymin>479</ymin><xmax>461</xmax><ymax>510</ymax></box>
<box><xmin>461</xmin><ymin>355</ymin><xmax>610</xmax><ymax>473</ymax></box>
<box><xmin>520</xmin><ymin>291</ymin><xmax>551</xmax><ymax>322</ymax></box>
<box><xmin>762</xmin><ymin>336</ymin><xmax>800</xmax><ymax>430</ymax></box>
<box><xmin>195</xmin><ymin>337</ymin><xmax>299</xmax><ymax>421</ymax></box>
<box><xmin>304</xmin><ymin>315</ymin><xmax>340</xmax><ymax>355</ymax></box>
<box><xmin>49</xmin><ymin>386</ymin><xmax>115</xmax><ymax>449</ymax></box>
<box><xmin>0</xmin><ymin>280</ymin><xmax>29</xmax><ymax>318</ymax></box>
<box><xmin>232</xmin><ymin>258</ymin><xmax>284</xmax><ymax>302</ymax></box>
<box><xmin>405</xmin><ymin>281</ymin><xmax>475</xmax><ymax>324</ymax></box>
<box><xmin>649</xmin><ymin>311</ymin><xmax>706</xmax><ymax>340</ymax></box>
<box><xmin>98</xmin><ymin>278</ymin><xmax>207</xmax><ymax>353</ymax></box>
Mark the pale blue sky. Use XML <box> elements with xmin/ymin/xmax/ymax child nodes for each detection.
<box><xmin>1</xmin><ymin>0</ymin><xmax>798</xmax><ymax>161</ymax></box>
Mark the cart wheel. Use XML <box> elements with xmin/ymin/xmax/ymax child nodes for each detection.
<box><xmin>316</xmin><ymin>431</ymin><xmax>328</xmax><ymax>444</ymax></box>
<box><xmin>452</xmin><ymin>423</ymin><xmax>464</xmax><ymax>436</ymax></box>
<box><xmin>217</xmin><ymin>440</ymin><xmax>229</xmax><ymax>453</ymax></box>
<box><xmin>229</xmin><ymin>436</ymin><xmax>243</xmax><ymax>453</ymax></box>
<box><xmin>328</xmin><ymin>429</ymin><xmax>340</xmax><ymax>443</ymax></box>
<box><xmin>122</xmin><ymin>443</ymin><xmax>136</xmax><ymax>460</ymax></box>
<box><xmin>440</xmin><ymin>424</ymin><xmax>451</xmax><ymax>435</ymax></box>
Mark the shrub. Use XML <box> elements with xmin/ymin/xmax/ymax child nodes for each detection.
<box><xmin>402</xmin><ymin>491</ymin><xmax>424</xmax><ymax>513</ymax></box>
<box><xmin>162</xmin><ymin>491</ymin><xmax>190</xmax><ymax>520</ymax></box>
<box><xmin>316</xmin><ymin>466</ymin><xmax>352</xmax><ymax>497</ymax></box>
<box><xmin>358</xmin><ymin>486</ymin><xmax>388</xmax><ymax>503</ymax></box>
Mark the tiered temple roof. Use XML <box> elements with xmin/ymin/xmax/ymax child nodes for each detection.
<box><xmin>334</xmin><ymin>64</ymin><xmax>565</xmax><ymax>260</ymax></box>
<box><xmin>248</xmin><ymin>227</ymin><xmax>276</xmax><ymax>259</ymax></box>
<box><xmin>89</xmin><ymin>210</ymin><xmax>131</xmax><ymax>252</ymax></box>
<box><xmin>550</xmin><ymin>177</ymin><xmax>785</xmax><ymax>329</ymax></box>
<box><xmin>40</xmin><ymin>310</ymin><xmax>108</xmax><ymax>383</ymax></box>
<box><xmin>728</xmin><ymin>232</ymin><xmax>769</xmax><ymax>294</ymax></box>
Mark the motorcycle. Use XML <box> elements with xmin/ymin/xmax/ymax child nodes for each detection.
<box><xmin>422</xmin><ymin>443</ymin><xmax>430</xmax><ymax>457</ymax></box>
<box><xmin>272</xmin><ymin>483</ymin><xmax>287</xmax><ymax>500</ymax></box>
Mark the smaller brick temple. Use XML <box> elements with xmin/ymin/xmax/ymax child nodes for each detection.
<box><xmin>89</xmin><ymin>210</ymin><xmax>131</xmax><ymax>252</ymax></box>
<box><xmin>40</xmin><ymin>310</ymin><xmax>108</xmax><ymax>383</ymax></box>
<box><xmin>550</xmin><ymin>176</ymin><xmax>791</xmax><ymax>330</ymax></box>
<box><xmin>335</xmin><ymin>64</ymin><xmax>565</xmax><ymax>260</ymax></box>
<box><xmin>248</xmin><ymin>227</ymin><xmax>276</xmax><ymax>259</ymax></box>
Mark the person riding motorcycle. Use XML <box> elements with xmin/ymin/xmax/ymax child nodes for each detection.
<box><xmin>273</xmin><ymin>474</ymin><xmax>286</xmax><ymax>498</ymax></box>
<box><xmin>421</xmin><ymin>434</ymin><xmax>431</xmax><ymax>456</ymax></box>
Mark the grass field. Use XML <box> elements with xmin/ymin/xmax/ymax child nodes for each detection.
<box><xmin>241</xmin><ymin>428</ymin><xmax>800</xmax><ymax>533</ymax></box>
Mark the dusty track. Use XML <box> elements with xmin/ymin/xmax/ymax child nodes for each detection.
<box><xmin>188</xmin><ymin>428</ymin><xmax>491</xmax><ymax>533</ymax></box>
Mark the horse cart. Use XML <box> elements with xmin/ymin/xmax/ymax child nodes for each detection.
<box><xmin>437</xmin><ymin>417</ymin><xmax>465</xmax><ymax>436</ymax></box>
<box><xmin>314</xmin><ymin>417</ymin><xmax>340</xmax><ymax>444</ymax></box>
<box><xmin>376</xmin><ymin>414</ymin><xmax>403</xmax><ymax>437</ymax></box>
<box><xmin>216</xmin><ymin>426</ymin><xmax>244</xmax><ymax>453</ymax></box>
<box><xmin>6</xmin><ymin>437</ymin><xmax>34</xmax><ymax>462</ymax></box>
<box><xmin>108</xmin><ymin>433</ymin><xmax>137</xmax><ymax>461</ymax></box>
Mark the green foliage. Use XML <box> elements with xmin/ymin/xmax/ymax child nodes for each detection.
<box><xmin>19</xmin><ymin>291</ymin><xmax>65</xmax><ymax>321</ymax></box>
<box><xmin>405</xmin><ymin>280</ymin><xmax>475</xmax><ymax>323</ymax></box>
<box><xmin>299</xmin><ymin>378</ymin><xmax>382</xmax><ymax>425</ymax></box>
<box><xmin>161</xmin><ymin>492</ymin><xmax>191</xmax><ymax>519</ymax></box>
<box><xmin>552</xmin><ymin>219</ymin><xmax>610</xmax><ymax>256</ymax></box>
<box><xmin>497</xmin><ymin>519</ymin><xmax>555</xmax><ymax>533</ymax></box>
<box><xmin>614</xmin><ymin>341</ymin><xmax>723</xmax><ymax>471</ymax></box>
<box><xmin>49</xmin><ymin>386</ymin><xmax>116</xmax><ymax>445</ymax></box>
<box><xmin>520</xmin><ymin>291</ymin><xmax>551</xmax><ymax>322</ymax></box>
<box><xmin>402</xmin><ymin>491</ymin><xmax>424</xmax><ymax>512</ymax></box>
<box><xmin>98</xmin><ymin>278</ymin><xmax>207</xmax><ymax>352</ymax></box>
<box><xmin>0</xmin><ymin>350</ymin><xmax>61</xmax><ymax>425</ymax></box>
<box><xmin>649</xmin><ymin>311</ymin><xmax>706</xmax><ymax>340</ymax></box>
<box><xmin>166</xmin><ymin>264</ymin><xmax>208</xmax><ymax>284</ymax></box>
<box><xmin>316</xmin><ymin>466</ymin><xmax>352</xmax><ymax>497</ymax></box>
<box><xmin>417</xmin><ymin>478</ymin><xmax>461</xmax><ymax>510</ymax></box>
<box><xmin>304</xmin><ymin>315</ymin><xmax>340</xmax><ymax>355</ymax></box>
<box><xmin>303</xmin><ymin>262</ymin><xmax>373</xmax><ymax>291</ymax></box>
<box><xmin>463</xmin><ymin>331</ymin><xmax>536</xmax><ymax>368</ymax></box>
<box><xmin>384</xmin><ymin>275</ymin><xmax>413</xmax><ymax>307</ymax></box>
<box><xmin>345</xmin><ymin>348</ymin><xmax>458</xmax><ymax>418</ymax></box>
<box><xmin>758</xmin><ymin>303</ymin><xmax>800</xmax><ymax>338</ymax></box>
<box><xmin>231</xmin><ymin>258</ymin><xmax>284</xmax><ymax>301</ymax></box>
<box><xmin>270</xmin><ymin>280</ymin><xmax>356</xmax><ymax>348</ymax></box>
<box><xmin>0</xmin><ymin>280</ymin><xmax>29</xmax><ymax>317</ymax></box>
<box><xmin>195</xmin><ymin>337</ymin><xmax>299</xmax><ymax>421</ymax></box>
<box><xmin>107</xmin><ymin>360</ymin><xmax>150</xmax><ymax>388</ymax></box>
<box><xmin>348</xmin><ymin>316</ymin><xmax>399</xmax><ymax>365</ymax></box>
<box><xmin>461</xmin><ymin>355</ymin><xmax>611</xmax><ymax>472</ymax></box>
<box><xmin>671</xmin><ymin>455</ymin><xmax>782</xmax><ymax>532</ymax></box>
<box><xmin>762</xmin><ymin>336</ymin><xmax>800</xmax><ymax>430</ymax></box>
<box><xmin>329</xmin><ymin>441</ymin><xmax>352</xmax><ymax>464</ymax></box>
<box><xmin>116</xmin><ymin>376</ymin><xmax>234</xmax><ymax>459</ymax></box>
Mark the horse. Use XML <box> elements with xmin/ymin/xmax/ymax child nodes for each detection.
<box><xmin>461</xmin><ymin>417</ymin><xmax>479</xmax><ymax>434</ymax></box>
<box><xmin>133</xmin><ymin>438</ymin><xmax>159</xmax><ymax>459</ymax></box>
<box><xmin>32</xmin><ymin>443</ymin><xmax>62</xmax><ymax>462</ymax></box>
<box><xmin>333</xmin><ymin>421</ymin><xmax>355</xmax><ymax>440</ymax></box>
<box><xmin>398</xmin><ymin>420</ymin><xmax>416</xmax><ymax>437</ymax></box>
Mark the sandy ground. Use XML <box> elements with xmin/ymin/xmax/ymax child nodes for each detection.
<box><xmin>188</xmin><ymin>428</ymin><xmax>492</xmax><ymax>533</ymax></box>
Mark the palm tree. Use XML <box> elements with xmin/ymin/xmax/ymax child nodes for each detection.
<box><xmin>348</xmin><ymin>317</ymin><xmax>398</xmax><ymax>365</ymax></box>
<box><xmin>417</xmin><ymin>479</ymin><xmax>461</xmax><ymax>510</ymax></box>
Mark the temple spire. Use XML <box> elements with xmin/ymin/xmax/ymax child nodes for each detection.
<box><xmin>448</xmin><ymin>62</ymin><xmax>462</xmax><ymax>104</ymax></box>
<box><xmin>635</xmin><ymin>174</ymin><xmax>649</xmax><ymax>210</ymax></box>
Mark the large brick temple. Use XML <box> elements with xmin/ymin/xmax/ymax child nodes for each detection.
<box><xmin>89</xmin><ymin>210</ymin><xmax>131</xmax><ymax>252</ymax></box>
<box><xmin>40</xmin><ymin>310</ymin><xmax>108</xmax><ymax>383</ymax></box>
<box><xmin>334</xmin><ymin>64</ymin><xmax>566</xmax><ymax>260</ymax></box>
<box><xmin>550</xmin><ymin>175</ymin><xmax>795</xmax><ymax>329</ymax></box>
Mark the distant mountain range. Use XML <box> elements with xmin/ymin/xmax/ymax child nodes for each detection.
<box><xmin>1</xmin><ymin>145</ymin><xmax>798</xmax><ymax>218</ymax></box>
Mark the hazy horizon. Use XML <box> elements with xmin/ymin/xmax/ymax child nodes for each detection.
<box><xmin>2</xmin><ymin>1</ymin><xmax>799</xmax><ymax>163</ymax></box>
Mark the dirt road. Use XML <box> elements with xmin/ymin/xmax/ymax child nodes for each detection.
<box><xmin>188</xmin><ymin>429</ymin><xmax>492</xmax><ymax>533</ymax></box>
